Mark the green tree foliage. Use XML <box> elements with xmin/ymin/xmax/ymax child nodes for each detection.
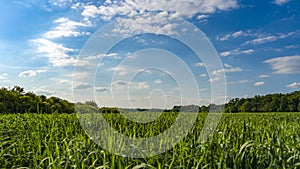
<box><xmin>0</xmin><ymin>86</ymin><xmax>74</xmax><ymax>114</ymax></box>
<box><xmin>225</xmin><ymin>91</ymin><xmax>300</xmax><ymax>113</ymax></box>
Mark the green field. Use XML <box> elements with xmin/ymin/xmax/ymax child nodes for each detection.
<box><xmin>1</xmin><ymin>113</ymin><xmax>300</xmax><ymax>168</ymax></box>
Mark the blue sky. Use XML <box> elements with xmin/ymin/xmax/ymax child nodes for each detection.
<box><xmin>0</xmin><ymin>0</ymin><xmax>299</xmax><ymax>108</ymax></box>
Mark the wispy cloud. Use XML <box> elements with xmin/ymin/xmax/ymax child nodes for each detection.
<box><xmin>228</xmin><ymin>80</ymin><xmax>250</xmax><ymax>85</ymax></box>
<box><xmin>286</xmin><ymin>82</ymin><xmax>300</xmax><ymax>88</ymax></box>
<box><xmin>74</xmin><ymin>83</ymin><xmax>93</xmax><ymax>90</ymax></box>
<box><xmin>18</xmin><ymin>69</ymin><xmax>46</xmax><ymax>78</ymax></box>
<box><xmin>254</xmin><ymin>81</ymin><xmax>265</xmax><ymax>86</ymax></box>
<box><xmin>30</xmin><ymin>38</ymin><xmax>78</xmax><ymax>67</ymax></box>
<box><xmin>154</xmin><ymin>79</ymin><xmax>162</xmax><ymax>84</ymax></box>
<box><xmin>0</xmin><ymin>73</ymin><xmax>8</xmax><ymax>79</ymax></box>
<box><xmin>195</xmin><ymin>62</ymin><xmax>205</xmax><ymax>67</ymax></box>
<box><xmin>259</xmin><ymin>74</ymin><xmax>270</xmax><ymax>78</ymax></box>
<box><xmin>264</xmin><ymin>55</ymin><xmax>300</xmax><ymax>74</ymax></box>
<box><xmin>130</xmin><ymin>82</ymin><xmax>150</xmax><ymax>90</ymax></box>
<box><xmin>220</xmin><ymin>48</ymin><xmax>254</xmax><ymax>57</ymax></box>
<box><xmin>273</xmin><ymin>0</ymin><xmax>290</xmax><ymax>5</ymax></box>
<box><xmin>217</xmin><ymin>30</ymin><xmax>244</xmax><ymax>41</ymax></box>
<box><xmin>43</xmin><ymin>17</ymin><xmax>91</xmax><ymax>39</ymax></box>
<box><xmin>95</xmin><ymin>87</ymin><xmax>110</xmax><ymax>93</ymax></box>
<box><xmin>212</xmin><ymin>64</ymin><xmax>243</xmax><ymax>76</ymax></box>
<box><xmin>48</xmin><ymin>0</ymin><xmax>74</xmax><ymax>8</ymax></box>
<box><xmin>243</xmin><ymin>30</ymin><xmax>300</xmax><ymax>46</ymax></box>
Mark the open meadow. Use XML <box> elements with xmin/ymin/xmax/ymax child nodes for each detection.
<box><xmin>1</xmin><ymin>112</ymin><xmax>300</xmax><ymax>168</ymax></box>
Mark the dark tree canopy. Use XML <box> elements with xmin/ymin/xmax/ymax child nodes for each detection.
<box><xmin>0</xmin><ymin>86</ymin><xmax>74</xmax><ymax>114</ymax></box>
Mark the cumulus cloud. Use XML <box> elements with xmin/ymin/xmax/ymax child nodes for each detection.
<box><xmin>80</xmin><ymin>0</ymin><xmax>239</xmax><ymax>34</ymax></box>
<box><xmin>254</xmin><ymin>81</ymin><xmax>265</xmax><ymax>86</ymax></box>
<box><xmin>43</xmin><ymin>17</ymin><xmax>91</xmax><ymax>39</ymax></box>
<box><xmin>18</xmin><ymin>70</ymin><xmax>46</xmax><ymax>78</ymax></box>
<box><xmin>82</xmin><ymin>0</ymin><xmax>239</xmax><ymax>20</ymax></box>
<box><xmin>264</xmin><ymin>56</ymin><xmax>300</xmax><ymax>74</ymax></box>
<box><xmin>286</xmin><ymin>82</ymin><xmax>300</xmax><ymax>88</ymax></box>
<box><xmin>220</xmin><ymin>48</ymin><xmax>254</xmax><ymax>57</ymax></box>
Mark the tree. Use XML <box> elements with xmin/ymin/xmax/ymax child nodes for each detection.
<box><xmin>85</xmin><ymin>100</ymin><xmax>98</xmax><ymax>107</ymax></box>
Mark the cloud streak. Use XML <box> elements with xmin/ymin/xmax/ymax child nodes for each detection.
<box><xmin>286</xmin><ymin>82</ymin><xmax>300</xmax><ymax>88</ymax></box>
<box><xmin>220</xmin><ymin>48</ymin><xmax>254</xmax><ymax>57</ymax></box>
<box><xmin>43</xmin><ymin>17</ymin><xmax>91</xmax><ymax>39</ymax></box>
<box><xmin>18</xmin><ymin>69</ymin><xmax>46</xmax><ymax>78</ymax></box>
<box><xmin>265</xmin><ymin>56</ymin><xmax>300</xmax><ymax>74</ymax></box>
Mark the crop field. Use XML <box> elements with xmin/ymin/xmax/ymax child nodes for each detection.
<box><xmin>1</xmin><ymin>112</ymin><xmax>300</xmax><ymax>168</ymax></box>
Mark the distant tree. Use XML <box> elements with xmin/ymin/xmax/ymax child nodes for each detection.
<box><xmin>85</xmin><ymin>100</ymin><xmax>98</xmax><ymax>107</ymax></box>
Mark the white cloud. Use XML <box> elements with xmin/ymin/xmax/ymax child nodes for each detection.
<box><xmin>35</xmin><ymin>88</ymin><xmax>57</xmax><ymax>96</ymax></box>
<box><xmin>220</xmin><ymin>48</ymin><xmax>254</xmax><ymax>57</ymax></box>
<box><xmin>82</xmin><ymin>1</ymin><xmax>239</xmax><ymax>20</ymax></box>
<box><xmin>74</xmin><ymin>83</ymin><xmax>93</xmax><ymax>89</ymax></box>
<box><xmin>217</xmin><ymin>30</ymin><xmax>244</xmax><ymax>41</ymax></box>
<box><xmin>154</xmin><ymin>79</ymin><xmax>162</xmax><ymax>84</ymax></box>
<box><xmin>197</xmin><ymin>15</ymin><xmax>208</xmax><ymax>20</ymax></box>
<box><xmin>95</xmin><ymin>87</ymin><xmax>110</xmax><ymax>92</ymax></box>
<box><xmin>48</xmin><ymin>0</ymin><xmax>73</xmax><ymax>7</ymax></box>
<box><xmin>228</xmin><ymin>80</ymin><xmax>249</xmax><ymax>85</ymax></box>
<box><xmin>286</xmin><ymin>82</ymin><xmax>300</xmax><ymax>89</ymax></box>
<box><xmin>131</xmin><ymin>82</ymin><xmax>150</xmax><ymax>90</ymax></box>
<box><xmin>254</xmin><ymin>81</ymin><xmax>265</xmax><ymax>86</ymax></box>
<box><xmin>18</xmin><ymin>69</ymin><xmax>46</xmax><ymax>78</ymax></box>
<box><xmin>81</xmin><ymin>0</ymin><xmax>239</xmax><ymax>34</ymax></box>
<box><xmin>273</xmin><ymin>0</ymin><xmax>290</xmax><ymax>5</ymax></box>
<box><xmin>199</xmin><ymin>73</ymin><xmax>207</xmax><ymax>77</ymax></box>
<box><xmin>44</xmin><ymin>17</ymin><xmax>91</xmax><ymax>39</ymax></box>
<box><xmin>264</xmin><ymin>56</ymin><xmax>300</xmax><ymax>74</ymax></box>
<box><xmin>243</xmin><ymin>30</ymin><xmax>299</xmax><ymax>46</ymax></box>
<box><xmin>112</xmin><ymin>80</ymin><xmax>128</xmax><ymax>90</ymax></box>
<box><xmin>209</xmin><ymin>77</ymin><xmax>221</xmax><ymax>82</ymax></box>
<box><xmin>195</xmin><ymin>62</ymin><xmax>205</xmax><ymax>67</ymax></box>
<box><xmin>31</xmin><ymin>38</ymin><xmax>80</xmax><ymax>67</ymax></box>
<box><xmin>0</xmin><ymin>73</ymin><xmax>8</xmax><ymax>79</ymax></box>
<box><xmin>259</xmin><ymin>74</ymin><xmax>270</xmax><ymax>78</ymax></box>
<box><xmin>246</xmin><ymin>36</ymin><xmax>277</xmax><ymax>45</ymax></box>
<box><xmin>58</xmin><ymin>79</ymin><xmax>72</xmax><ymax>84</ymax></box>
<box><xmin>212</xmin><ymin>64</ymin><xmax>243</xmax><ymax>75</ymax></box>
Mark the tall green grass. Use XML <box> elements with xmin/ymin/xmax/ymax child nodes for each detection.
<box><xmin>1</xmin><ymin>113</ymin><xmax>300</xmax><ymax>168</ymax></box>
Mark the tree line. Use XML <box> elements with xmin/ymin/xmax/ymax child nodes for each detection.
<box><xmin>0</xmin><ymin>86</ymin><xmax>299</xmax><ymax>114</ymax></box>
<box><xmin>224</xmin><ymin>90</ymin><xmax>300</xmax><ymax>113</ymax></box>
<box><xmin>0</xmin><ymin>86</ymin><xmax>74</xmax><ymax>114</ymax></box>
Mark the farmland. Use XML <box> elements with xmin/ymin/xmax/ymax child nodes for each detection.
<box><xmin>1</xmin><ymin>112</ymin><xmax>300</xmax><ymax>168</ymax></box>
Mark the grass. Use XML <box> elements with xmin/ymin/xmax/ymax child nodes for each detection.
<box><xmin>1</xmin><ymin>112</ymin><xmax>300</xmax><ymax>168</ymax></box>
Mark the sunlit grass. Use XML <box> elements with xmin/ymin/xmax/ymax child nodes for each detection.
<box><xmin>1</xmin><ymin>112</ymin><xmax>300</xmax><ymax>168</ymax></box>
